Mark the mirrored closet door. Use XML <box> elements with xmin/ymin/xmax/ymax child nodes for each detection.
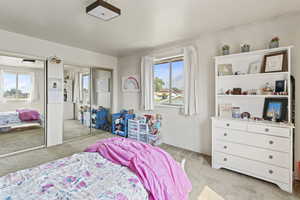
<box><xmin>63</xmin><ymin>65</ymin><xmax>91</xmax><ymax>141</ymax></box>
<box><xmin>90</xmin><ymin>68</ymin><xmax>112</xmax><ymax>135</ymax></box>
<box><xmin>0</xmin><ymin>54</ymin><xmax>45</xmax><ymax>156</ymax></box>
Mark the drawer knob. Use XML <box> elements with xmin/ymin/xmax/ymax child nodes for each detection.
<box><xmin>269</xmin><ymin>155</ymin><xmax>273</xmax><ymax>159</ymax></box>
<box><xmin>265</xmin><ymin>128</ymin><xmax>269</xmax><ymax>132</ymax></box>
<box><xmin>269</xmin><ymin>140</ymin><xmax>274</xmax><ymax>145</ymax></box>
<box><xmin>224</xmin><ymin>133</ymin><xmax>227</xmax><ymax>136</ymax></box>
<box><xmin>226</xmin><ymin>123</ymin><xmax>230</xmax><ymax>127</ymax></box>
<box><xmin>224</xmin><ymin>158</ymin><xmax>227</xmax><ymax>161</ymax></box>
<box><xmin>268</xmin><ymin>170</ymin><xmax>274</xmax><ymax>174</ymax></box>
<box><xmin>224</xmin><ymin>146</ymin><xmax>227</xmax><ymax>149</ymax></box>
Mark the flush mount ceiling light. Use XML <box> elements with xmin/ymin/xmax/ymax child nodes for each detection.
<box><xmin>86</xmin><ymin>0</ymin><xmax>121</xmax><ymax>21</ymax></box>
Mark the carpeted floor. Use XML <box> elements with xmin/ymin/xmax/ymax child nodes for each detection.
<box><xmin>0</xmin><ymin>133</ymin><xmax>299</xmax><ymax>200</ymax></box>
<box><xmin>0</xmin><ymin>127</ymin><xmax>44</xmax><ymax>155</ymax></box>
<box><xmin>0</xmin><ymin>120</ymin><xmax>106</xmax><ymax>156</ymax></box>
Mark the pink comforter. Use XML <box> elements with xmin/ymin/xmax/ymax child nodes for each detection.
<box><xmin>85</xmin><ymin>137</ymin><xmax>192</xmax><ymax>200</ymax></box>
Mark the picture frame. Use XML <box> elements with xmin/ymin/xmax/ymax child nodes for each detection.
<box><xmin>263</xmin><ymin>98</ymin><xmax>288</xmax><ymax>122</ymax></box>
<box><xmin>275</xmin><ymin>80</ymin><xmax>287</xmax><ymax>93</ymax></box>
<box><xmin>219</xmin><ymin>103</ymin><xmax>232</xmax><ymax>118</ymax></box>
<box><xmin>218</xmin><ymin>64</ymin><xmax>233</xmax><ymax>76</ymax></box>
<box><xmin>261</xmin><ymin>51</ymin><xmax>288</xmax><ymax>73</ymax></box>
<box><xmin>248</xmin><ymin>61</ymin><xmax>261</xmax><ymax>74</ymax></box>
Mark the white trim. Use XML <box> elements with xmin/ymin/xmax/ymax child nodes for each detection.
<box><xmin>0</xmin><ymin>145</ymin><xmax>45</xmax><ymax>158</ymax></box>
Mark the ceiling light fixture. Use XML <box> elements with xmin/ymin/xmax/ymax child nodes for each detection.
<box><xmin>86</xmin><ymin>0</ymin><xmax>121</xmax><ymax>21</ymax></box>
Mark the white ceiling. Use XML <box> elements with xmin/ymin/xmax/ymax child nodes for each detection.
<box><xmin>0</xmin><ymin>0</ymin><xmax>299</xmax><ymax>56</ymax></box>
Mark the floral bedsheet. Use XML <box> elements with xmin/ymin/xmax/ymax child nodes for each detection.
<box><xmin>0</xmin><ymin>153</ymin><xmax>148</xmax><ymax>200</ymax></box>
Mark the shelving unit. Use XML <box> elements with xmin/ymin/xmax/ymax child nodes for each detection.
<box><xmin>212</xmin><ymin>46</ymin><xmax>295</xmax><ymax>193</ymax></box>
<box><xmin>215</xmin><ymin>46</ymin><xmax>293</xmax><ymax>121</ymax></box>
<box><xmin>218</xmin><ymin>95</ymin><xmax>289</xmax><ymax>98</ymax></box>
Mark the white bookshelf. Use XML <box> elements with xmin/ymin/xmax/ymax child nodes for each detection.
<box><xmin>212</xmin><ymin>46</ymin><xmax>294</xmax><ymax>193</ymax></box>
<box><xmin>214</xmin><ymin>46</ymin><xmax>293</xmax><ymax>122</ymax></box>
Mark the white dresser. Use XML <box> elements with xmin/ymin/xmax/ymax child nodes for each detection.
<box><xmin>212</xmin><ymin>117</ymin><xmax>294</xmax><ymax>193</ymax></box>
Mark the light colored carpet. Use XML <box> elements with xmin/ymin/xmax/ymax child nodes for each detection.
<box><xmin>0</xmin><ymin>133</ymin><xmax>299</xmax><ymax>200</ymax></box>
<box><xmin>63</xmin><ymin>119</ymin><xmax>106</xmax><ymax>141</ymax></box>
<box><xmin>0</xmin><ymin>127</ymin><xmax>44</xmax><ymax>155</ymax></box>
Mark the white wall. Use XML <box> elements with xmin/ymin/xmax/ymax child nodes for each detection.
<box><xmin>118</xmin><ymin>13</ymin><xmax>300</xmax><ymax>177</ymax></box>
<box><xmin>0</xmin><ymin>28</ymin><xmax>118</xmax><ymax>113</ymax></box>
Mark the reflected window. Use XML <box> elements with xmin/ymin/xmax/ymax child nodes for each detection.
<box><xmin>3</xmin><ymin>72</ymin><xmax>32</xmax><ymax>100</ymax></box>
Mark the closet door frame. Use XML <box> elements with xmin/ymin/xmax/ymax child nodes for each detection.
<box><xmin>90</xmin><ymin>67</ymin><xmax>114</xmax><ymax>135</ymax></box>
<box><xmin>0</xmin><ymin>51</ymin><xmax>47</xmax><ymax>158</ymax></box>
<box><xmin>62</xmin><ymin>64</ymin><xmax>92</xmax><ymax>140</ymax></box>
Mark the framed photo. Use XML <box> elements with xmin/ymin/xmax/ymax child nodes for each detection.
<box><xmin>263</xmin><ymin>98</ymin><xmax>288</xmax><ymax>122</ymax></box>
<box><xmin>122</xmin><ymin>75</ymin><xmax>140</xmax><ymax>92</ymax></box>
<box><xmin>275</xmin><ymin>80</ymin><xmax>287</xmax><ymax>93</ymax></box>
<box><xmin>219</xmin><ymin>103</ymin><xmax>232</xmax><ymax>118</ymax></box>
<box><xmin>261</xmin><ymin>51</ymin><xmax>288</xmax><ymax>73</ymax></box>
<box><xmin>248</xmin><ymin>61</ymin><xmax>261</xmax><ymax>74</ymax></box>
<box><xmin>218</xmin><ymin>64</ymin><xmax>233</xmax><ymax>76</ymax></box>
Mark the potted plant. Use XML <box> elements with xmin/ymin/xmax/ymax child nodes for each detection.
<box><xmin>222</xmin><ymin>45</ymin><xmax>230</xmax><ymax>55</ymax></box>
<box><xmin>269</xmin><ymin>37</ymin><xmax>280</xmax><ymax>48</ymax></box>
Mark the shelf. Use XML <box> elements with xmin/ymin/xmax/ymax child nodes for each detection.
<box><xmin>215</xmin><ymin>46</ymin><xmax>293</xmax><ymax>60</ymax></box>
<box><xmin>218</xmin><ymin>95</ymin><xmax>289</xmax><ymax>98</ymax></box>
<box><xmin>217</xmin><ymin>72</ymin><xmax>289</xmax><ymax>79</ymax></box>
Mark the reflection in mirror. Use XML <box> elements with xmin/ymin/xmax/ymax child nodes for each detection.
<box><xmin>91</xmin><ymin>68</ymin><xmax>112</xmax><ymax>135</ymax></box>
<box><xmin>0</xmin><ymin>55</ymin><xmax>45</xmax><ymax>155</ymax></box>
<box><xmin>63</xmin><ymin>65</ymin><xmax>91</xmax><ymax>141</ymax></box>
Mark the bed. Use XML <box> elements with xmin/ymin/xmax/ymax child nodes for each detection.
<box><xmin>0</xmin><ymin>138</ymin><xmax>192</xmax><ymax>200</ymax></box>
<box><xmin>0</xmin><ymin>110</ymin><xmax>42</xmax><ymax>133</ymax></box>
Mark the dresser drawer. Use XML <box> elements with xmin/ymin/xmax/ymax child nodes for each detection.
<box><xmin>214</xmin><ymin>128</ymin><xmax>290</xmax><ymax>153</ymax></box>
<box><xmin>215</xmin><ymin>141</ymin><xmax>290</xmax><ymax>168</ymax></box>
<box><xmin>214</xmin><ymin>120</ymin><xmax>247</xmax><ymax>131</ymax></box>
<box><xmin>248</xmin><ymin>124</ymin><xmax>290</xmax><ymax>138</ymax></box>
<box><xmin>214</xmin><ymin>152</ymin><xmax>290</xmax><ymax>184</ymax></box>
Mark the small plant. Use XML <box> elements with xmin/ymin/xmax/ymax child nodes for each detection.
<box><xmin>271</xmin><ymin>37</ymin><xmax>280</xmax><ymax>42</ymax></box>
<box><xmin>222</xmin><ymin>45</ymin><xmax>230</xmax><ymax>51</ymax></box>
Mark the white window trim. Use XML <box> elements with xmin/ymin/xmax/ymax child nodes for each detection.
<box><xmin>3</xmin><ymin>71</ymin><xmax>32</xmax><ymax>102</ymax></box>
<box><xmin>153</xmin><ymin>55</ymin><xmax>184</xmax><ymax>108</ymax></box>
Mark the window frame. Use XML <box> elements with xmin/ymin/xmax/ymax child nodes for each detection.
<box><xmin>153</xmin><ymin>56</ymin><xmax>184</xmax><ymax>107</ymax></box>
<box><xmin>80</xmin><ymin>73</ymin><xmax>90</xmax><ymax>104</ymax></box>
<box><xmin>3</xmin><ymin>71</ymin><xmax>32</xmax><ymax>101</ymax></box>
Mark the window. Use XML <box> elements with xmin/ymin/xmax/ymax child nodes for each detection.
<box><xmin>81</xmin><ymin>73</ymin><xmax>90</xmax><ymax>104</ymax></box>
<box><xmin>3</xmin><ymin>72</ymin><xmax>32</xmax><ymax>100</ymax></box>
<box><xmin>153</xmin><ymin>57</ymin><xmax>184</xmax><ymax>106</ymax></box>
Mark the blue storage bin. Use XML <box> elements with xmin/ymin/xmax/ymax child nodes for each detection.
<box><xmin>112</xmin><ymin>112</ymin><xmax>135</xmax><ymax>137</ymax></box>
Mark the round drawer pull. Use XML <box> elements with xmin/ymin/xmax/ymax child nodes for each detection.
<box><xmin>226</xmin><ymin>123</ymin><xmax>230</xmax><ymax>127</ymax></box>
<box><xmin>265</xmin><ymin>128</ymin><xmax>269</xmax><ymax>132</ymax></box>
<box><xmin>269</xmin><ymin>155</ymin><xmax>273</xmax><ymax>159</ymax></box>
<box><xmin>224</xmin><ymin>146</ymin><xmax>227</xmax><ymax>149</ymax></box>
<box><xmin>224</xmin><ymin>158</ymin><xmax>227</xmax><ymax>161</ymax></box>
<box><xmin>269</xmin><ymin>140</ymin><xmax>274</xmax><ymax>145</ymax></box>
<box><xmin>268</xmin><ymin>170</ymin><xmax>274</xmax><ymax>174</ymax></box>
<box><xmin>224</xmin><ymin>133</ymin><xmax>227</xmax><ymax>136</ymax></box>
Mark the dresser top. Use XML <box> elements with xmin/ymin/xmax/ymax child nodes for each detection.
<box><xmin>211</xmin><ymin>117</ymin><xmax>294</xmax><ymax>129</ymax></box>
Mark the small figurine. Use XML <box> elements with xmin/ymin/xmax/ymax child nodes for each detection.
<box><xmin>241</xmin><ymin>44</ymin><xmax>250</xmax><ymax>52</ymax></box>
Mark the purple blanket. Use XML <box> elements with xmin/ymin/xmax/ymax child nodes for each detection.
<box><xmin>85</xmin><ymin>137</ymin><xmax>192</xmax><ymax>200</ymax></box>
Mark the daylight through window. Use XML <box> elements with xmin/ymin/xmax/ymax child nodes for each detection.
<box><xmin>153</xmin><ymin>57</ymin><xmax>184</xmax><ymax>106</ymax></box>
<box><xmin>3</xmin><ymin>72</ymin><xmax>32</xmax><ymax>100</ymax></box>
